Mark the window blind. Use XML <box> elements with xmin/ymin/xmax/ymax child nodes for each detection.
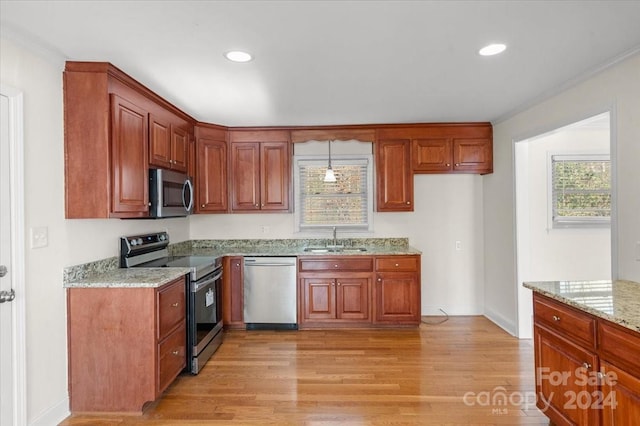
<box><xmin>298</xmin><ymin>159</ymin><xmax>369</xmax><ymax>228</ymax></box>
<box><xmin>551</xmin><ymin>154</ymin><xmax>611</xmax><ymax>226</ymax></box>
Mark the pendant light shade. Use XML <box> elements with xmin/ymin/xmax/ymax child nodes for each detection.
<box><xmin>324</xmin><ymin>140</ymin><xmax>337</xmax><ymax>182</ymax></box>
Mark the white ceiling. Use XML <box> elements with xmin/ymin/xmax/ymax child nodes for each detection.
<box><xmin>2</xmin><ymin>1</ymin><xmax>640</xmax><ymax>127</ymax></box>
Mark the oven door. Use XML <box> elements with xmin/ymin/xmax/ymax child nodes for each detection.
<box><xmin>189</xmin><ymin>268</ymin><xmax>223</xmax><ymax>362</ymax></box>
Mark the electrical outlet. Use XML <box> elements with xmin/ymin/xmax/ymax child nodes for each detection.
<box><xmin>455</xmin><ymin>240</ymin><xmax>462</xmax><ymax>251</ymax></box>
<box><xmin>31</xmin><ymin>226</ymin><xmax>49</xmax><ymax>249</ymax></box>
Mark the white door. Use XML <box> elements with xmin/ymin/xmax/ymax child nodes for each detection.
<box><xmin>0</xmin><ymin>92</ymin><xmax>15</xmax><ymax>425</ymax></box>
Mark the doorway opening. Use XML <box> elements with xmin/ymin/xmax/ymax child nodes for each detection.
<box><xmin>515</xmin><ymin>111</ymin><xmax>614</xmax><ymax>338</ymax></box>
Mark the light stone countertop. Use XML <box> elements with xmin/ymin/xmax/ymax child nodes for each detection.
<box><xmin>64</xmin><ymin>238</ymin><xmax>422</xmax><ymax>289</ymax></box>
<box><xmin>64</xmin><ymin>267</ymin><xmax>191</xmax><ymax>288</ymax></box>
<box><xmin>523</xmin><ymin>280</ymin><xmax>640</xmax><ymax>333</ymax></box>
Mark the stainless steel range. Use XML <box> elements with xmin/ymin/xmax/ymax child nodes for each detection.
<box><xmin>120</xmin><ymin>232</ymin><xmax>223</xmax><ymax>374</ymax></box>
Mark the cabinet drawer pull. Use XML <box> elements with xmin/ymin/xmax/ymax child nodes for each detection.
<box><xmin>395</xmin><ymin>263</ymin><xmax>399</xmax><ymax>267</ymax></box>
<box><xmin>334</xmin><ymin>264</ymin><xmax>338</xmax><ymax>268</ymax></box>
<box><xmin>172</xmin><ymin>350</ymin><xmax>180</xmax><ymax>356</ymax></box>
<box><xmin>172</xmin><ymin>302</ymin><xmax>179</xmax><ymax>307</ymax></box>
<box><xmin>552</xmin><ymin>315</ymin><xmax>561</xmax><ymax>322</ymax></box>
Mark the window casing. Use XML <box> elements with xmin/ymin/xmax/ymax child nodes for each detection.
<box><xmin>294</xmin><ymin>155</ymin><xmax>373</xmax><ymax>232</ymax></box>
<box><xmin>549</xmin><ymin>154</ymin><xmax>611</xmax><ymax>228</ymax></box>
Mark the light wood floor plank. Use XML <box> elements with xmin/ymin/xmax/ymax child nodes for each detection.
<box><xmin>60</xmin><ymin>316</ymin><xmax>550</xmax><ymax>425</ymax></box>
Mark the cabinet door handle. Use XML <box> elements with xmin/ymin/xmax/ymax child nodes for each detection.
<box><xmin>582</xmin><ymin>362</ymin><xmax>592</xmax><ymax>369</ymax></box>
<box><xmin>552</xmin><ymin>315</ymin><xmax>561</xmax><ymax>322</ymax></box>
<box><xmin>446</xmin><ymin>163</ymin><xmax>451</xmax><ymax>167</ymax></box>
<box><xmin>455</xmin><ymin>163</ymin><xmax>460</xmax><ymax>167</ymax></box>
<box><xmin>377</xmin><ymin>277</ymin><xmax>382</xmax><ymax>282</ymax></box>
<box><xmin>331</xmin><ymin>281</ymin><xmax>335</xmax><ymax>286</ymax></box>
<box><xmin>172</xmin><ymin>350</ymin><xmax>180</xmax><ymax>356</ymax></box>
<box><xmin>171</xmin><ymin>302</ymin><xmax>179</xmax><ymax>307</ymax></box>
<box><xmin>337</xmin><ymin>282</ymin><xmax>341</xmax><ymax>286</ymax></box>
<box><xmin>255</xmin><ymin>204</ymin><xmax>259</xmax><ymax>208</ymax></box>
<box><xmin>406</xmin><ymin>201</ymin><xmax>410</xmax><ymax>205</ymax></box>
<box><xmin>201</xmin><ymin>204</ymin><xmax>205</xmax><ymax>208</ymax></box>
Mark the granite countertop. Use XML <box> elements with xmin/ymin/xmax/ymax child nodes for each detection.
<box><xmin>64</xmin><ymin>238</ymin><xmax>421</xmax><ymax>289</ymax></box>
<box><xmin>523</xmin><ymin>280</ymin><xmax>640</xmax><ymax>333</ymax></box>
<box><xmin>65</xmin><ymin>267</ymin><xmax>191</xmax><ymax>289</ymax></box>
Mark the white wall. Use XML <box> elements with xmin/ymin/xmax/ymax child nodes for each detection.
<box><xmin>191</xmin><ymin>172</ymin><xmax>486</xmax><ymax>316</ymax></box>
<box><xmin>484</xmin><ymin>52</ymin><xmax>640</xmax><ymax>336</ymax></box>
<box><xmin>0</xmin><ymin>37</ymin><xmax>190</xmax><ymax>425</ymax></box>
<box><xmin>525</xmin><ymin>126</ymin><xmax>611</xmax><ymax>281</ymax></box>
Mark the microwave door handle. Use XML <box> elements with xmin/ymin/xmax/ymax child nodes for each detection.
<box><xmin>183</xmin><ymin>179</ymin><xmax>194</xmax><ymax>212</ymax></box>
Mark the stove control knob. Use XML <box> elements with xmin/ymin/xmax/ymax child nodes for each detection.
<box><xmin>137</xmin><ymin>238</ymin><xmax>143</xmax><ymax>246</ymax></box>
<box><xmin>159</xmin><ymin>234</ymin><xmax>166</xmax><ymax>241</ymax></box>
<box><xmin>130</xmin><ymin>239</ymin><xmax>138</xmax><ymax>246</ymax></box>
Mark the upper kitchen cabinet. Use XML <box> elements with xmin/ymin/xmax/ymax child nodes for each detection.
<box><xmin>410</xmin><ymin>124</ymin><xmax>493</xmax><ymax>174</ymax></box>
<box><xmin>229</xmin><ymin>129</ymin><xmax>291</xmax><ymax>212</ymax></box>
<box><xmin>110</xmin><ymin>94</ymin><xmax>149</xmax><ymax>216</ymax></box>
<box><xmin>149</xmin><ymin>112</ymin><xmax>190</xmax><ymax>173</ymax></box>
<box><xmin>195</xmin><ymin>124</ymin><xmax>228</xmax><ymax>213</ymax></box>
<box><xmin>63</xmin><ymin>61</ymin><xmax>196</xmax><ymax>218</ymax></box>
<box><xmin>375</xmin><ymin>137</ymin><xmax>413</xmax><ymax>212</ymax></box>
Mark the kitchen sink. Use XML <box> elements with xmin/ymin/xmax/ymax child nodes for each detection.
<box><xmin>302</xmin><ymin>246</ymin><xmax>367</xmax><ymax>253</ymax></box>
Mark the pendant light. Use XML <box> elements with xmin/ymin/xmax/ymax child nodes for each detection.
<box><xmin>324</xmin><ymin>140</ymin><xmax>336</xmax><ymax>182</ymax></box>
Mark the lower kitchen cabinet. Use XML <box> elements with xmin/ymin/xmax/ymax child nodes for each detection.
<box><xmin>67</xmin><ymin>276</ymin><xmax>187</xmax><ymax>414</ymax></box>
<box><xmin>374</xmin><ymin>256</ymin><xmax>421</xmax><ymax>325</ymax></box>
<box><xmin>298</xmin><ymin>256</ymin><xmax>373</xmax><ymax>327</ymax></box>
<box><xmin>532</xmin><ymin>293</ymin><xmax>640</xmax><ymax>426</ymax></box>
<box><xmin>301</xmin><ymin>276</ymin><xmax>370</xmax><ymax>322</ymax></box>
<box><xmin>222</xmin><ymin>256</ymin><xmax>244</xmax><ymax>328</ymax></box>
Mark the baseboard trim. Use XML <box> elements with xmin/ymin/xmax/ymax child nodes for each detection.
<box><xmin>29</xmin><ymin>397</ymin><xmax>69</xmax><ymax>426</ymax></box>
<box><xmin>483</xmin><ymin>308</ymin><xmax>517</xmax><ymax>337</ymax></box>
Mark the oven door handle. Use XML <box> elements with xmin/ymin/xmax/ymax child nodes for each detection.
<box><xmin>192</xmin><ymin>269</ymin><xmax>222</xmax><ymax>292</ymax></box>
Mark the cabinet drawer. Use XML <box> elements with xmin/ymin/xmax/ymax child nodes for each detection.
<box><xmin>157</xmin><ymin>325</ymin><xmax>186</xmax><ymax>394</ymax></box>
<box><xmin>533</xmin><ymin>294</ymin><xmax>596</xmax><ymax>348</ymax></box>
<box><xmin>158</xmin><ymin>278</ymin><xmax>186</xmax><ymax>339</ymax></box>
<box><xmin>375</xmin><ymin>256</ymin><xmax>418</xmax><ymax>272</ymax></box>
<box><xmin>299</xmin><ymin>257</ymin><xmax>373</xmax><ymax>272</ymax></box>
<box><xmin>598</xmin><ymin>320</ymin><xmax>640</xmax><ymax>377</ymax></box>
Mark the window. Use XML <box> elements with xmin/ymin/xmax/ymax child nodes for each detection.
<box><xmin>550</xmin><ymin>154</ymin><xmax>611</xmax><ymax>227</ymax></box>
<box><xmin>295</xmin><ymin>155</ymin><xmax>373</xmax><ymax>232</ymax></box>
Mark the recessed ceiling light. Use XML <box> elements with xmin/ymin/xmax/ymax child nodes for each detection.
<box><xmin>479</xmin><ymin>43</ymin><xmax>507</xmax><ymax>56</ymax></box>
<box><xmin>224</xmin><ymin>51</ymin><xmax>253</xmax><ymax>63</ymax></box>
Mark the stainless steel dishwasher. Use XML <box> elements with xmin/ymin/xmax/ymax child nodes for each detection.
<box><xmin>243</xmin><ymin>257</ymin><xmax>298</xmax><ymax>330</ymax></box>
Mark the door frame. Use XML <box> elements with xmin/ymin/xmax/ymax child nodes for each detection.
<box><xmin>1</xmin><ymin>84</ymin><xmax>27</xmax><ymax>426</ymax></box>
<box><xmin>513</xmin><ymin>107</ymin><xmax>617</xmax><ymax>339</ymax></box>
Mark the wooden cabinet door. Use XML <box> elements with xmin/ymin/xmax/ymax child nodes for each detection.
<box><xmin>223</xmin><ymin>256</ymin><xmax>244</xmax><ymax>328</ymax></box>
<box><xmin>149</xmin><ymin>114</ymin><xmax>171</xmax><ymax>169</ymax></box>
<box><xmin>230</xmin><ymin>142</ymin><xmax>261</xmax><ymax>211</ymax></box>
<box><xmin>601</xmin><ymin>360</ymin><xmax>640</xmax><ymax>426</ymax></box>
<box><xmin>376</xmin><ymin>138</ymin><xmax>413</xmax><ymax>212</ymax></box>
<box><xmin>170</xmin><ymin>125</ymin><xmax>189</xmax><ymax>173</ymax></box>
<box><xmin>336</xmin><ymin>277</ymin><xmax>370</xmax><ymax>320</ymax></box>
<box><xmin>534</xmin><ymin>325</ymin><xmax>599</xmax><ymax>426</ymax></box>
<box><xmin>374</xmin><ymin>272</ymin><xmax>419</xmax><ymax>323</ymax></box>
<box><xmin>197</xmin><ymin>138</ymin><xmax>228</xmax><ymax>212</ymax></box>
<box><xmin>302</xmin><ymin>277</ymin><xmax>336</xmax><ymax>320</ymax></box>
<box><xmin>452</xmin><ymin>138</ymin><xmax>492</xmax><ymax>173</ymax></box>
<box><xmin>412</xmin><ymin>138</ymin><xmax>452</xmax><ymax>172</ymax></box>
<box><xmin>110</xmin><ymin>94</ymin><xmax>149</xmax><ymax>217</ymax></box>
<box><xmin>260</xmin><ymin>141</ymin><xmax>290</xmax><ymax>211</ymax></box>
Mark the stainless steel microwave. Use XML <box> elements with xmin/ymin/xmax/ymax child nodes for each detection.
<box><xmin>149</xmin><ymin>169</ymin><xmax>194</xmax><ymax>218</ymax></box>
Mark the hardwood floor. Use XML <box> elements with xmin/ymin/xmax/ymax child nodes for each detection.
<box><xmin>60</xmin><ymin>317</ymin><xmax>550</xmax><ymax>425</ymax></box>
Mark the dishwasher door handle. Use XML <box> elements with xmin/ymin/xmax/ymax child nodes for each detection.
<box><xmin>244</xmin><ymin>262</ymin><xmax>295</xmax><ymax>267</ymax></box>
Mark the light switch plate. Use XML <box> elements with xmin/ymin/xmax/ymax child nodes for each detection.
<box><xmin>31</xmin><ymin>226</ymin><xmax>48</xmax><ymax>249</ymax></box>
